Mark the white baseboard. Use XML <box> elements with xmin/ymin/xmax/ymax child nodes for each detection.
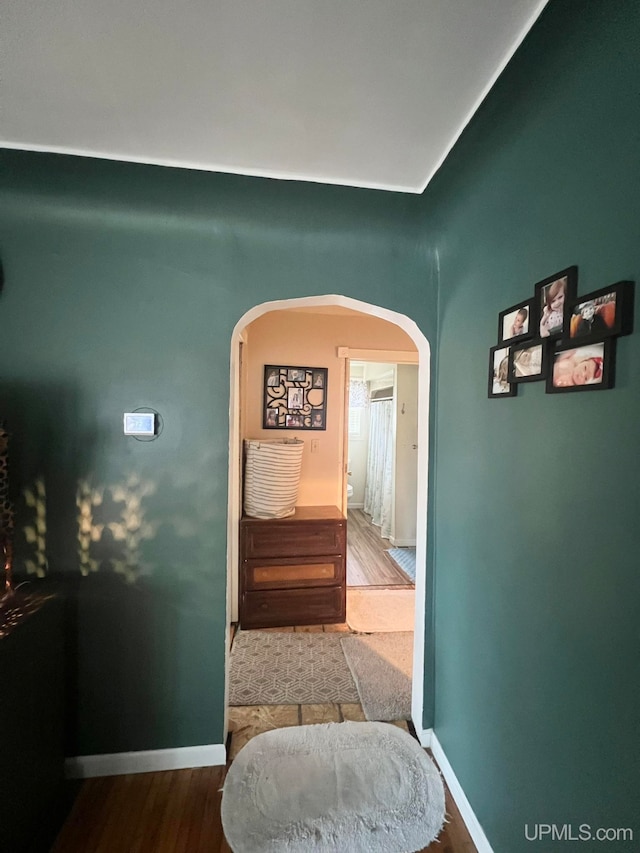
<box><xmin>66</xmin><ymin>743</ymin><xmax>227</xmax><ymax>779</ymax></box>
<box><xmin>415</xmin><ymin>726</ymin><xmax>433</xmax><ymax>747</ymax></box>
<box><xmin>430</xmin><ymin>733</ymin><xmax>494</xmax><ymax>853</ymax></box>
<box><xmin>389</xmin><ymin>537</ymin><xmax>416</xmax><ymax>547</ymax></box>
<box><xmin>347</xmin><ymin>501</ymin><xmax>364</xmax><ymax>509</ymax></box>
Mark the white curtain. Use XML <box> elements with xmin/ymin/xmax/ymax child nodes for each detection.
<box><xmin>363</xmin><ymin>400</ymin><xmax>394</xmax><ymax>539</ymax></box>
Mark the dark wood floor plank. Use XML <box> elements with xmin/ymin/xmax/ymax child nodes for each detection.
<box><xmin>53</xmin><ymin>757</ymin><xmax>476</xmax><ymax>853</ymax></box>
<box><xmin>155</xmin><ymin>769</ymin><xmax>194</xmax><ymax>853</ymax></box>
<box><xmin>347</xmin><ymin>508</ymin><xmax>414</xmax><ymax>587</ymax></box>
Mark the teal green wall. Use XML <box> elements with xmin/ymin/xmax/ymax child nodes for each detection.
<box><xmin>0</xmin><ymin>152</ymin><xmax>432</xmax><ymax>755</ymax></box>
<box><xmin>425</xmin><ymin>1</ymin><xmax>640</xmax><ymax>851</ymax></box>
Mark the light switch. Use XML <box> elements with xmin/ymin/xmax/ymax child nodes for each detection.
<box><xmin>311</xmin><ymin>439</ymin><xmax>319</xmax><ymax>453</ymax></box>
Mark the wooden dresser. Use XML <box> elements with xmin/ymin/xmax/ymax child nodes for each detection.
<box><xmin>239</xmin><ymin>506</ymin><xmax>346</xmax><ymax>629</ymax></box>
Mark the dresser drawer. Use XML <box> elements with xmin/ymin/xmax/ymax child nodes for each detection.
<box><xmin>243</xmin><ymin>555</ymin><xmax>344</xmax><ymax>591</ymax></box>
<box><xmin>241</xmin><ymin>586</ymin><xmax>345</xmax><ymax>629</ymax></box>
<box><xmin>242</xmin><ymin>521</ymin><xmax>345</xmax><ymax>559</ymax></box>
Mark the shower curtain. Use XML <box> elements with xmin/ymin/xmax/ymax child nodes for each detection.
<box><xmin>363</xmin><ymin>399</ymin><xmax>394</xmax><ymax>539</ymax></box>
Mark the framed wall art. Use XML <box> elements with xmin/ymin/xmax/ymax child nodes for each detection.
<box><xmin>507</xmin><ymin>339</ymin><xmax>550</xmax><ymax>383</ymax></box>
<box><xmin>566</xmin><ymin>280</ymin><xmax>634</xmax><ymax>345</ymax></box>
<box><xmin>488</xmin><ymin>345</ymin><xmax>517</xmax><ymax>398</ymax></box>
<box><xmin>498</xmin><ymin>298</ymin><xmax>534</xmax><ymax>345</ymax></box>
<box><xmin>534</xmin><ymin>266</ymin><xmax>577</xmax><ymax>339</ymax></box>
<box><xmin>546</xmin><ymin>339</ymin><xmax>616</xmax><ymax>393</ymax></box>
<box><xmin>263</xmin><ymin>364</ymin><xmax>328</xmax><ymax>429</ymax></box>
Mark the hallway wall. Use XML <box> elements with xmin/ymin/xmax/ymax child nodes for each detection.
<box><xmin>0</xmin><ymin>152</ymin><xmax>433</xmax><ymax>757</ymax></box>
<box><xmin>424</xmin><ymin>2</ymin><xmax>640</xmax><ymax>850</ymax></box>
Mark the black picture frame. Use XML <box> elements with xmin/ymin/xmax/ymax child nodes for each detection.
<box><xmin>534</xmin><ymin>265</ymin><xmax>578</xmax><ymax>340</ymax></box>
<box><xmin>263</xmin><ymin>364</ymin><xmax>328</xmax><ymax>429</ymax></box>
<box><xmin>508</xmin><ymin>339</ymin><xmax>550</xmax><ymax>383</ymax></box>
<box><xmin>498</xmin><ymin>298</ymin><xmax>534</xmax><ymax>345</ymax></box>
<box><xmin>488</xmin><ymin>345</ymin><xmax>517</xmax><ymax>398</ymax></box>
<box><xmin>546</xmin><ymin>338</ymin><xmax>616</xmax><ymax>393</ymax></box>
<box><xmin>565</xmin><ymin>280</ymin><xmax>634</xmax><ymax>345</ymax></box>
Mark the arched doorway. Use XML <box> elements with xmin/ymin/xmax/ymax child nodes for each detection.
<box><xmin>225</xmin><ymin>295</ymin><xmax>431</xmax><ymax>734</ymax></box>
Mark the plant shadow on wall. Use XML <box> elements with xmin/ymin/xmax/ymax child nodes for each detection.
<box><xmin>2</xmin><ymin>384</ymin><xmax>220</xmax><ymax>753</ymax></box>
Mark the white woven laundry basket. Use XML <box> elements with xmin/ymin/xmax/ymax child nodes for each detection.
<box><xmin>243</xmin><ymin>438</ymin><xmax>304</xmax><ymax>519</ymax></box>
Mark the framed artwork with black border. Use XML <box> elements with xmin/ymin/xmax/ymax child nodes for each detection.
<box><xmin>263</xmin><ymin>364</ymin><xmax>328</xmax><ymax>429</ymax></box>
<box><xmin>565</xmin><ymin>280</ymin><xmax>634</xmax><ymax>346</ymax></box>
<box><xmin>508</xmin><ymin>339</ymin><xmax>550</xmax><ymax>383</ymax></box>
<box><xmin>488</xmin><ymin>345</ymin><xmax>517</xmax><ymax>398</ymax></box>
<box><xmin>546</xmin><ymin>338</ymin><xmax>616</xmax><ymax>393</ymax></box>
<box><xmin>534</xmin><ymin>265</ymin><xmax>578</xmax><ymax>340</ymax></box>
<box><xmin>498</xmin><ymin>298</ymin><xmax>534</xmax><ymax>345</ymax></box>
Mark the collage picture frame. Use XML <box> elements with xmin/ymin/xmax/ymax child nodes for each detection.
<box><xmin>263</xmin><ymin>364</ymin><xmax>328</xmax><ymax>429</ymax></box>
<box><xmin>489</xmin><ymin>268</ymin><xmax>633</xmax><ymax>397</ymax></box>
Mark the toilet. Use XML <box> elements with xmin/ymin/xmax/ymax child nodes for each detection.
<box><xmin>346</xmin><ymin>459</ymin><xmax>354</xmax><ymax>501</ymax></box>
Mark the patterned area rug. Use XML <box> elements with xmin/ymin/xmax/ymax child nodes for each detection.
<box><xmin>228</xmin><ymin>631</ymin><xmax>360</xmax><ymax>706</ymax></box>
<box><xmin>386</xmin><ymin>547</ymin><xmax>417</xmax><ymax>582</ymax></box>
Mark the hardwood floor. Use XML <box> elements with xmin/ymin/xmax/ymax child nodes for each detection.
<box><xmin>53</xmin><ymin>619</ymin><xmax>476</xmax><ymax>851</ymax></box>
<box><xmin>52</xmin><ymin>755</ymin><xmax>476</xmax><ymax>852</ymax></box>
<box><xmin>347</xmin><ymin>508</ymin><xmax>414</xmax><ymax>587</ymax></box>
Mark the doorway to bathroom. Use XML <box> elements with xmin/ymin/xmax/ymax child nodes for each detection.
<box><xmin>345</xmin><ymin>359</ymin><xmax>417</xmax><ymax>592</ymax></box>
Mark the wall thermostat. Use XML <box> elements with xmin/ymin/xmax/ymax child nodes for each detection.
<box><xmin>124</xmin><ymin>412</ymin><xmax>156</xmax><ymax>436</ymax></box>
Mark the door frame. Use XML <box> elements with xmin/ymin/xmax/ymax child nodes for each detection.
<box><xmin>225</xmin><ymin>294</ymin><xmax>431</xmax><ymax>734</ymax></box>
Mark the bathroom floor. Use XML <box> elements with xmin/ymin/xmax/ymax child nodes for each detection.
<box><xmin>346</xmin><ymin>509</ymin><xmax>414</xmax><ymax>587</ymax></box>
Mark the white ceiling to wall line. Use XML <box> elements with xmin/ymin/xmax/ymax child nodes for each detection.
<box><xmin>2</xmin><ymin>0</ymin><xmax>548</xmax><ymax>194</ymax></box>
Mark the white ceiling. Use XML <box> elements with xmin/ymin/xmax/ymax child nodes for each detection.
<box><xmin>2</xmin><ymin>0</ymin><xmax>548</xmax><ymax>193</ymax></box>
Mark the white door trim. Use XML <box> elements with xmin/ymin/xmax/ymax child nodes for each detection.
<box><xmin>225</xmin><ymin>294</ymin><xmax>431</xmax><ymax>736</ymax></box>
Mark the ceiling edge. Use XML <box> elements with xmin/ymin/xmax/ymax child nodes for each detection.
<box><xmin>418</xmin><ymin>0</ymin><xmax>550</xmax><ymax>193</ymax></box>
<box><xmin>0</xmin><ymin>140</ymin><xmax>422</xmax><ymax>194</ymax></box>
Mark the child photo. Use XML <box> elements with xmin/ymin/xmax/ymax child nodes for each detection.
<box><xmin>287</xmin><ymin>368</ymin><xmax>306</xmax><ymax>382</ymax></box>
<box><xmin>568</xmin><ymin>281</ymin><xmax>634</xmax><ymax>343</ymax></box>
<box><xmin>508</xmin><ymin>341</ymin><xmax>546</xmax><ymax>382</ymax></box>
<box><xmin>312</xmin><ymin>371</ymin><xmax>324</xmax><ymax>388</ymax></box>
<box><xmin>535</xmin><ymin>266</ymin><xmax>577</xmax><ymax>339</ymax></box>
<box><xmin>488</xmin><ymin>345</ymin><xmax>517</xmax><ymax>398</ymax></box>
<box><xmin>547</xmin><ymin>340</ymin><xmax>614</xmax><ymax>392</ymax></box>
<box><xmin>266</xmin><ymin>367</ymin><xmax>280</xmax><ymax>386</ymax></box>
<box><xmin>499</xmin><ymin>299</ymin><xmax>532</xmax><ymax>344</ymax></box>
<box><xmin>286</xmin><ymin>414</ymin><xmax>303</xmax><ymax>427</ymax></box>
<box><xmin>265</xmin><ymin>408</ymin><xmax>278</xmax><ymax>427</ymax></box>
<box><xmin>288</xmin><ymin>387</ymin><xmax>304</xmax><ymax>409</ymax></box>
<box><xmin>311</xmin><ymin>411</ymin><xmax>324</xmax><ymax>428</ymax></box>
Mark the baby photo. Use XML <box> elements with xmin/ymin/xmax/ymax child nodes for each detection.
<box><xmin>548</xmin><ymin>341</ymin><xmax>612</xmax><ymax>392</ymax></box>
<box><xmin>510</xmin><ymin>342</ymin><xmax>544</xmax><ymax>380</ymax></box>
<box><xmin>500</xmin><ymin>303</ymin><xmax>530</xmax><ymax>342</ymax></box>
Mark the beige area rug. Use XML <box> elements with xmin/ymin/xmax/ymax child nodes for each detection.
<box><xmin>228</xmin><ymin>631</ymin><xmax>360</xmax><ymax>706</ymax></box>
<box><xmin>346</xmin><ymin>588</ymin><xmax>415</xmax><ymax>632</ymax></box>
<box><xmin>340</xmin><ymin>632</ymin><xmax>413</xmax><ymax>721</ymax></box>
<box><xmin>222</xmin><ymin>721</ymin><xmax>445</xmax><ymax>853</ymax></box>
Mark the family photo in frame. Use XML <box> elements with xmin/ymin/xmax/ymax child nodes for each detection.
<box><xmin>263</xmin><ymin>364</ymin><xmax>328</xmax><ymax>429</ymax></box>
<box><xmin>489</xmin><ymin>268</ymin><xmax>633</xmax><ymax>397</ymax></box>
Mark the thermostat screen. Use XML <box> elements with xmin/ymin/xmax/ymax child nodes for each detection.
<box><xmin>124</xmin><ymin>413</ymin><xmax>156</xmax><ymax>436</ymax></box>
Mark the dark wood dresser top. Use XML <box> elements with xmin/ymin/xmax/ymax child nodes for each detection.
<box><xmin>241</xmin><ymin>505</ymin><xmax>344</xmax><ymax>524</ymax></box>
